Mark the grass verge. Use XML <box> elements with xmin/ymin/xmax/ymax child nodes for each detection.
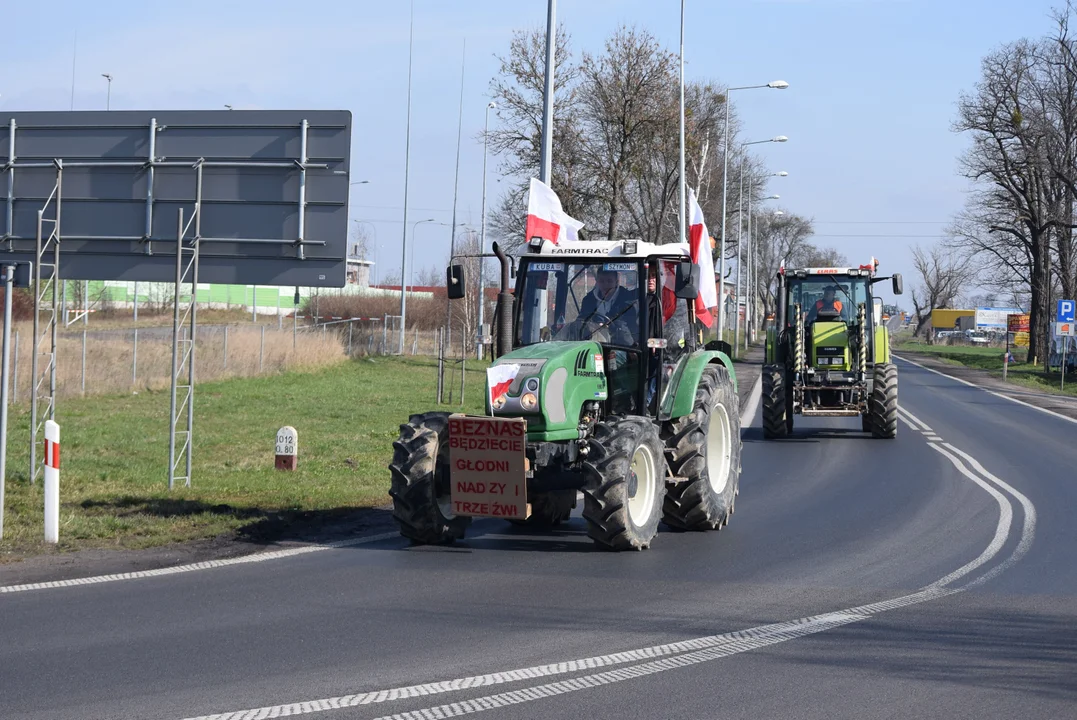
<box><xmin>895</xmin><ymin>341</ymin><xmax>1077</xmax><ymax>399</ymax></box>
<box><xmin>1</xmin><ymin>356</ymin><xmax>489</xmax><ymax>563</ymax></box>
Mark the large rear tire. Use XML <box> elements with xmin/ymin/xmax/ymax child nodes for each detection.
<box><xmin>869</xmin><ymin>363</ymin><xmax>898</xmax><ymax>438</ymax></box>
<box><xmin>662</xmin><ymin>366</ymin><xmax>741</xmax><ymax>531</ymax></box>
<box><xmin>388</xmin><ymin>412</ymin><xmax>472</xmax><ymax>544</ymax></box>
<box><xmin>582</xmin><ymin>417</ymin><xmax>666</xmax><ymax>551</ymax></box>
<box><xmin>762</xmin><ymin>365</ymin><xmax>789</xmax><ymax>439</ymax></box>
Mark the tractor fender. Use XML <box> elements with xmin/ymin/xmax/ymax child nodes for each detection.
<box><xmin>873</xmin><ymin>326</ymin><xmax>891</xmax><ymax>364</ymax></box>
<box><xmin>662</xmin><ymin>350</ymin><xmax>737</xmax><ymax>421</ymax></box>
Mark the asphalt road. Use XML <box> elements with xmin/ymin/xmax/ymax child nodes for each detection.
<box><xmin>1</xmin><ymin>356</ymin><xmax>1074</xmax><ymax>719</ymax></box>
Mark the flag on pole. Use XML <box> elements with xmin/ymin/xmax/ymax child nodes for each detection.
<box><xmin>688</xmin><ymin>188</ymin><xmax>718</xmax><ymax>327</ymax></box>
<box><xmin>525</xmin><ymin>178</ymin><xmax>584</xmax><ymax>245</ymax></box>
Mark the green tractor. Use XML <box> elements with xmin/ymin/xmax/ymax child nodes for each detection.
<box><xmin>762</xmin><ymin>259</ymin><xmax>903</xmax><ymax>439</ymax></box>
<box><xmin>389</xmin><ymin>237</ymin><xmax>742</xmax><ymax>551</ymax></box>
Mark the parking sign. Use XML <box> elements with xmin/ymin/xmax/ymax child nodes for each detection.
<box><xmin>1058</xmin><ymin>299</ymin><xmax>1076</xmax><ymax>323</ymax></box>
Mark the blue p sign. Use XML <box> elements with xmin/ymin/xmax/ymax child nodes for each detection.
<box><xmin>1058</xmin><ymin>299</ymin><xmax>1076</xmax><ymax>323</ymax></box>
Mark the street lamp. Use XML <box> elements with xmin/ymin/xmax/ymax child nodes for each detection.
<box><xmin>407</xmin><ymin>218</ymin><xmax>438</xmax><ymax>292</ymax></box>
<box><xmin>478</xmin><ymin>100</ymin><xmax>497</xmax><ymax>359</ymax></box>
<box><xmin>718</xmin><ymin>80</ymin><xmax>789</xmax><ymax>334</ymax></box>
<box><xmin>736</xmin><ymin>154</ymin><xmax>787</xmax><ymax>353</ymax></box>
<box><xmin>101</xmin><ymin>73</ymin><xmax>113</xmax><ymax>110</ymax></box>
<box><xmin>224</xmin><ymin>104</ymin><xmax>233</xmax><ymax>110</ymax></box>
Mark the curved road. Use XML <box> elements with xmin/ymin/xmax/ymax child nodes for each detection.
<box><xmin>1</xmin><ymin>357</ymin><xmax>1074</xmax><ymax>719</ymax></box>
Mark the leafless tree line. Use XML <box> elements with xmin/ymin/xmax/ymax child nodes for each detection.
<box><xmin>938</xmin><ymin>1</ymin><xmax>1077</xmax><ymax>360</ymax></box>
<box><xmin>484</xmin><ymin>23</ymin><xmax>829</xmax><ymax>286</ymax></box>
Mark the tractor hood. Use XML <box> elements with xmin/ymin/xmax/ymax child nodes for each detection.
<box><xmin>486</xmin><ymin>341</ymin><xmax>608</xmax><ymax>441</ymax></box>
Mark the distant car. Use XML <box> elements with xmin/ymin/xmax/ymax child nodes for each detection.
<box><xmin>966</xmin><ymin>330</ymin><xmax>988</xmax><ymax>344</ymax></box>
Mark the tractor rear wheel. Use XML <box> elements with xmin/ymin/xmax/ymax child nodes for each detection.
<box><xmin>662</xmin><ymin>366</ymin><xmax>741</xmax><ymax>531</ymax></box>
<box><xmin>581</xmin><ymin>416</ymin><xmax>666</xmax><ymax>550</ymax></box>
<box><xmin>869</xmin><ymin>363</ymin><xmax>898</xmax><ymax>438</ymax></box>
<box><xmin>388</xmin><ymin>412</ymin><xmax>472</xmax><ymax>544</ymax></box>
<box><xmin>762</xmin><ymin>365</ymin><xmax>789</xmax><ymax>439</ymax></box>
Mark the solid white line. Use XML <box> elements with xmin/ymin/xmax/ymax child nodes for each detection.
<box><xmin>895</xmin><ymin>405</ymin><xmax>932</xmax><ymax>433</ymax></box>
<box><xmin>740</xmin><ymin>371</ymin><xmax>763</xmax><ymax>428</ymax></box>
<box><xmin>895</xmin><ymin>354</ymin><xmax>1077</xmax><ymax>426</ymax></box>
<box><xmin>924</xmin><ymin>444</ymin><xmax>1013</xmax><ymax>590</ymax></box>
<box><xmin>181</xmin><ymin>588</ymin><xmax>958</xmax><ymax>720</ymax></box>
<box><xmin>940</xmin><ymin>442</ymin><xmax>1038</xmax><ymax>589</ymax></box>
<box><xmin>0</xmin><ymin>532</ymin><xmax>401</xmax><ymax>595</ymax></box>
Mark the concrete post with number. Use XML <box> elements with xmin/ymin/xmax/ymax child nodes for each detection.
<box><xmin>275</xmin><ymin>426</ymin><xmax>297</xmax><ymax>471</ymax></box>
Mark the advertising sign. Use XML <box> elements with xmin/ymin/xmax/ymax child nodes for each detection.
<box><xmin>976</xmin><ymin>307</ymin><xmax>1023</xmax><ymax>329</ymax></box>
<box><xmin>1007</xmin><ymin>313</ymin><xmax>1030</xmax><ymax>333</ymax></box>
<box><xmin>447</xmin><ymin>415</ymin><xmax>528</xmax><ymax>520</ymax></box>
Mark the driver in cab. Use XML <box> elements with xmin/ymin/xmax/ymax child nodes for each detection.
<box><xmin>807</xmin><ymin>286</ymin><xmax>844</xmax><ymax>322</ymax></box>
<box><xmin>580</xmin><ymin>268</ymin><xmax>638</xmax><ymax>330</ymax></box>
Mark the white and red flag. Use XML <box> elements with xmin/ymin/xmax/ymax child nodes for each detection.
<box><xmin>525</xmin><ymin>178</ymin><xmax>584</xmax><ymax>245</ymax></box>
<box><xmin>687</xmin><ymin>188</ymin><xmax>718</xmax><ymax>327</ymax></box>
<box><xmin>487</xmin><ymin>363</ymin><xmax>521</xmax><ymax>407</ymax></box>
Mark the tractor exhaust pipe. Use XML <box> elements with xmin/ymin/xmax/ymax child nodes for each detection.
<box><xmin>492</xmin><ymin>241</ymin><xmax>514</xmax><ymax>358</ymax></box>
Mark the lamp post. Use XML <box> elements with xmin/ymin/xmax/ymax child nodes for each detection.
<box><xmin>101</xmin><ymin>73</ymin><xmax>113</xmax><ymax>110</ymax></box>
<box><xmin>408</xmin><ymin>218</ymin><xmax>437</xmax><ymax>292</ymax></box>
<box><xmin>398</xmin><ymin>0</ymin><xmax>415</xmax><ymax>354</ymax></box>
<box><xmin>747</xmin><ymin>189</ymin><xmax>782</xmax><ymax>350</ymax></box>
<box><xmin>718</xmin><ymin>80</ymin><xmax>788</xmax><ymax>334</ymax></box>
<box><xmin>478</xmin><ymin>100</ymin><xmax>497</xmax><ymax>359</ymax></box>
<box><xmin>734</xmin><ymin>139</ymin><xmax>787</xmax><ymax>352</ymax></box>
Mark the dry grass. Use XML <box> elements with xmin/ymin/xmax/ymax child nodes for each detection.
<box><xmin>5</xmin><ymin>322</ymin><xmax>346</xmax><ymax>403</ymax></box>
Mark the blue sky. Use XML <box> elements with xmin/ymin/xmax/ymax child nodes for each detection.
<box><xmin>0</xmin><ymin>0</ymin><xmax>1068</xmax><ymax>308</ymax></box>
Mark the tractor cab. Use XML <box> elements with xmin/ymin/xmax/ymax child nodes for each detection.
<box><xmin>763</xmin><ymin>259</ymin><xmax>903</xmax><ymax>439</ymax></box>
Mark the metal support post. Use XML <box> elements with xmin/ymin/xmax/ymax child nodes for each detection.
<box><xmin>30</xmin><ymin>162</ymin><xmax>62</xmax><ymax>484</ymax></box>
<box><xmin>167</xmin><ymin>162</ymin><xmax>202</xmax><ymax>489</ymax></box>
<box><xmin>1</xmin><ymin>266</ymin><xmax>14</xmax><ymax>538</ymax></box>
<box><xmin>133</xmin><ymin>328</ymin><xmax>138</xmax><ymax>385</ymax></box>
<box><xmin>260</xmin><ymin>325</ymin><xmax>265</xmax><ymax>371</ymax></box>
<box><xmin>81</xmin><ymin>329</ymin><xmax>87</xmax><ymax>394</ymax></box>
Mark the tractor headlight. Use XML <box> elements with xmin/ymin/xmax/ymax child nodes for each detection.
<box><xmin>492</xmin><ymin>395</ymin><xmax>507</xmax><ymax>410</ymax></box>
<box><xmin>521</xmin><ymin>392</ymin><xmax>538</xmax><ymax>411</ymax></box>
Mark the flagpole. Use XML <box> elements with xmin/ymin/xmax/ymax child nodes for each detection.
<box><xmin>678</xmin><ymin>0</ymin><xmax>686</xmax><ymax>246</ymax></box>
<box><xmin>539</xmin><ymin>0</ymin><xmax>556</xmax><ymax>184</ymax></box>
<box><xmin>398</xmin><ymin>0</ymin><xmax>414</xmax><ymax>355</ymax></box>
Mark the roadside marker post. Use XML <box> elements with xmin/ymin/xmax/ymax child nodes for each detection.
<box><xmin>275</xmin><ymin>426</ymin><xmax>298</xmax><ymax>471</ymax></box>
<box><xmin>44</xmin><ymin>420</ymin><xmax>60</xmax><ymax>543</ymax></box>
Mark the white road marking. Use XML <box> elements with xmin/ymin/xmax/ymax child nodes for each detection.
<box><xmin>939</xmin><ymin>442</ymin><xmax>1038</xmax><ymax>589</ymax></box>
<box><xmin>178</xmin><ymin>402</ymin><xmax>1036</xmax><ymax>720</ymax></box>
<box><xmin>0</xmin><ymin>532</ymin><xmax>400</xmax><ymax>595</ymax></box>
<box><xmin>896</xmin><ymin>406</ymin><xmax>933</xmax><ymax>432</ymax></box>
<box><xmin>924</xmin><ymin>443</ymin><xmax>1013</xmax><ymax>590</ymax></box>
<box><xmin>740</xmin><ymin>372</ymin><xmax>763</xmax><ymax>428</ymax></box>
<box><xmin>896</xmin><ymin>354</ymin><xmax>1077</xmax><ymax>426</ymax></box>
<box><xmin>181</xmin><ymin>589</ymin><xmax>958</xmax><ymax>720</ymax></box>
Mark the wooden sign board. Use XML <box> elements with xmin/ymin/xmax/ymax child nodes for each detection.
<box><xmin>447</xmin><ymin>414</ymin><xmax>529</xmax><ymax>520</ymax></box>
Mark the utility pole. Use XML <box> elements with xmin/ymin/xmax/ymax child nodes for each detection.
<box><xmin>398</xmin><ymin>0</ymin><xmax>414</xmax><ymax>354</ymax></box>
<box><xmin>539</xmin><ymin>0</ymin><xmax>556</xmax><ymax>183</ymax></box>
<box><xmin>678</xmin><ymin>0</ymin><xmax>686</xmax><ymax>245</ymax></box>
<box><xmin>478</xmin><ymin>101</ymin><xmax>496</xmax><ymax>360</ymax></box>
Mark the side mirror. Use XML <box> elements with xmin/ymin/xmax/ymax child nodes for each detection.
<box><xmin>892</xmin><ymin>273</ymin><xmax>903</xmax><ymax>295</ymax></box>
<box><xmin>446</xmin><ymin>265</ymin><xmax>465</xmax><ymax>299</ymax></box>
<box><xmin>674</xmin><ymin>259</ymin><xmax>699</xmax><ymax>299</ymax></box>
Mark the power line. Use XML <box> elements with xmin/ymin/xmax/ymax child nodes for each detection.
<box><xmin>810</xmin><ymin>234</ymin><xmax>949</xmax><ymax>238</ymax></box>
<box><xmin>811</xmin><ymin>221</ymin><xmax>949</xmax><ymax>225</ymax></box>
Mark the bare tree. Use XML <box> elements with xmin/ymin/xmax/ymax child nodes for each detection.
<box><xmin>748</xmin><ymin>209</ymin><xmax>815</xmax><ymax>317</ymax></box>
<box><xmin>909</xmin><ymin>244</ymin><xmax>975</xmax><ymax>340</ymax></box>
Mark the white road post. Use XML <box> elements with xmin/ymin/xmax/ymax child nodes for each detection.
<box><xmin>44</xmin><ymin>420</ymin><xmax>60</xmax><ymax>543</ymax></box>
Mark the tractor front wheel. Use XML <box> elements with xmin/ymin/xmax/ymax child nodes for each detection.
<box><xmin>582</xmin><ymin>417</ymin><xmax>666</xmax><ymax>550</ymax></box>
<box><xmin>388</xmin><ymin>412</ymin><xmax>472</xmax><ymax>544</ymax></box>
<box><xmin>762</xmin><ymin>365</ymin><xmax>789</xmax><ymax>439</ymax></box>
<box><xmin>662</xmin><ymin>366</ymin><xmax>741</xmax><ymax>531</ymax></box>
<box><xmin>869</xmin><ymin>363</ymin><xmax>898</xmax><ymax>438</ymax></box>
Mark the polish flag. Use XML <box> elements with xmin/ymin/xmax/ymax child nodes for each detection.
<box><xmin>688</xmin><ymin>188</ymin><xmax>718</xmax><ymax>328</ymax></box>
<box><xmin>525</xmin><ymin>178</ymin><xmax>584</xmax><ymax>245</ymax></box>
<box><xmin>487</xmin><ymin>363</ymin><xmax>521</xmax><ymax>407</ymax></box>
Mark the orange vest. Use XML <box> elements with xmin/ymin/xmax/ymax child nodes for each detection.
<box><xmin>815</xmin><ymin>299</ymin><xmax>843</xmax><ymax>313</ymax></box>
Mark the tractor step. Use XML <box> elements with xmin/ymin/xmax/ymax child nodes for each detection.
<box><xmin>800</xmin><ymin>408</ymin><xmax>862</xmax><ymax>417</ymax></box>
